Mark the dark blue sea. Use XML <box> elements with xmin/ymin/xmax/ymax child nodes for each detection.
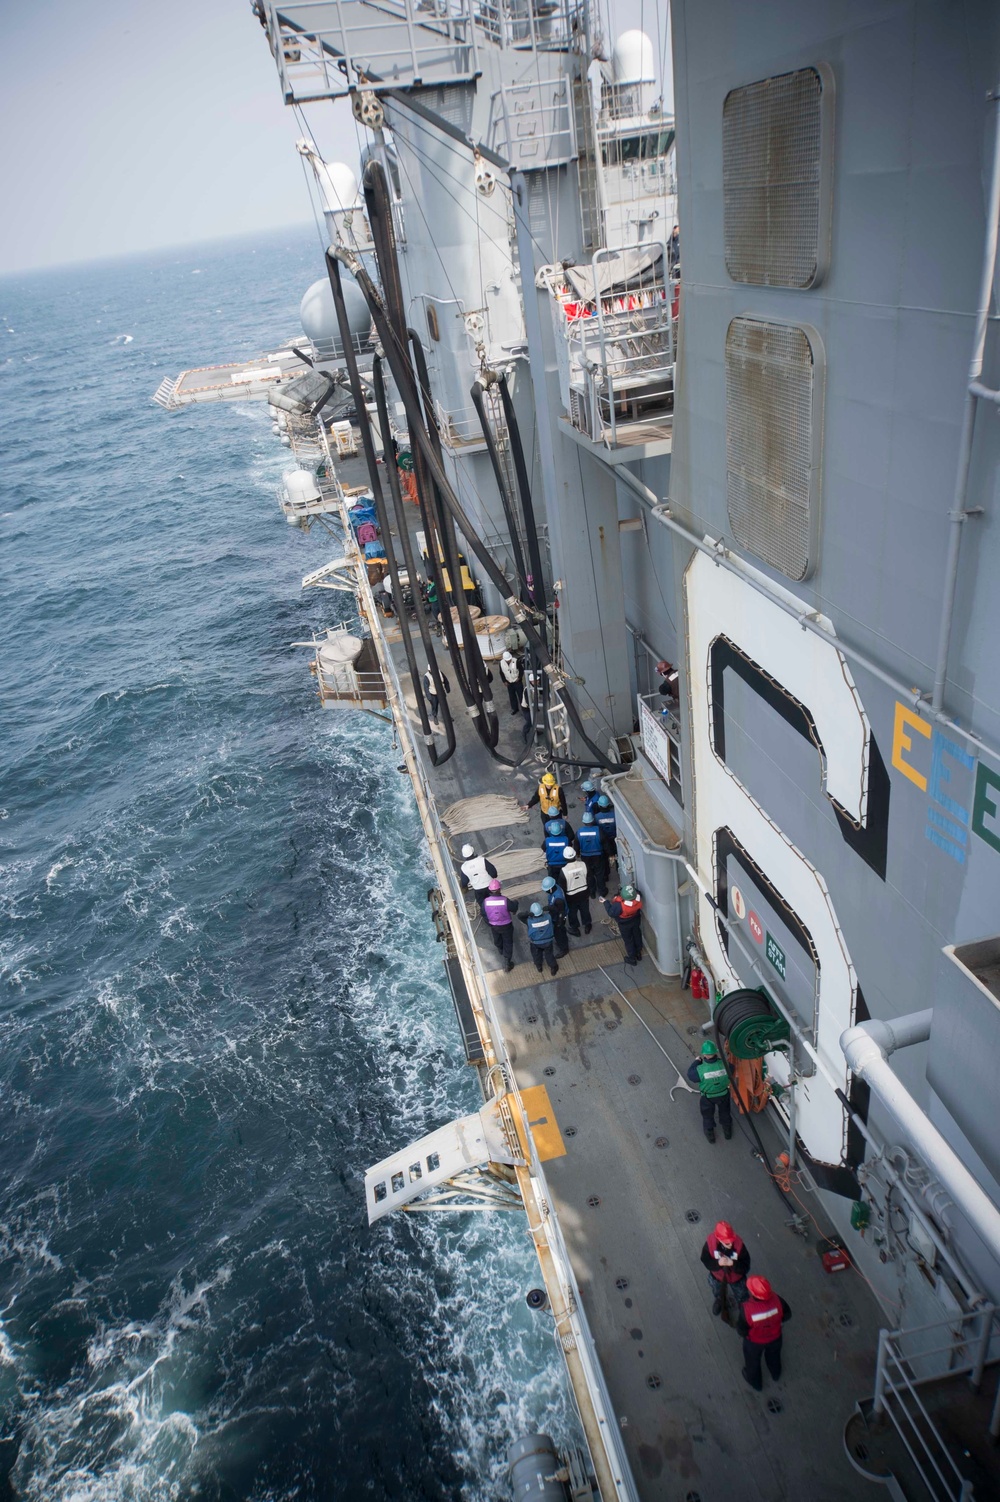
<box><xmin>0</xmin><ymin>229</ymin><xmax>574</xmax><ymax>1500</ymax></box>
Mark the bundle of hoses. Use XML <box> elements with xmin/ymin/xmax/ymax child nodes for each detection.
<box><xmin>714</xmin><ymin>989</ymin><xmax>790</xmax><ymax>1060</ymax></box>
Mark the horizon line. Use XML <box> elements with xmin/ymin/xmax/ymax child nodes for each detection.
<box><xmin>0</xmin><ymin>219</ymin><xmax>320</xmax><ymax>283</ymax></box>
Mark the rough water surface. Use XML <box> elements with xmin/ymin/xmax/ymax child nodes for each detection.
<box><xmin>0</xmin><ymin>230</ymin><xmax>576</xmax><ymax>1500</ymax></box>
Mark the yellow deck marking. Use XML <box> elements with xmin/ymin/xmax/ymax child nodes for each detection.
<box><xmin>509</xmin><ymin>1085</ymin><xmax>566</xmax><ymax>1162</ymax></box>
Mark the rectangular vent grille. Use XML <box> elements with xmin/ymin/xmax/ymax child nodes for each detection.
<box><xmin>726</xmin><ymin>318</ymin><xmax>816</xmax><ymax>580</ymax></box>
<box><xmin>723</xmin><ymin>68</ymin><xmax>824</xmax><ymax>287</ymax></box>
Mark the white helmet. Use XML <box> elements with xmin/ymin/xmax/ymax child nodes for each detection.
<box><xmin>563</xmin><ymin>846</ymin><xmax>577</xmax><ymax>860</ymax></box>
<box><xmin>462</xmin><ymin>844</ymin><xmax>475</xmax><ymax>858</ymax></box>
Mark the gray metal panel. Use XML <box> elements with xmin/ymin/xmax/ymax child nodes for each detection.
<box><xmin>725</xmin><ymin>316</ymin><xmax>821</xmax><ymax>580</ymax></box>
<box><xmin>723</xmin><ymin>66</ymin><xmax>830</xmax><ymax>288</ymax></box>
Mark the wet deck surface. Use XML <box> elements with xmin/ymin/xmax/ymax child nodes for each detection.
<box><xmin>338</xmin><ymin>456</ymin><xmax>885</xmax><ymax>1499</ymax></box>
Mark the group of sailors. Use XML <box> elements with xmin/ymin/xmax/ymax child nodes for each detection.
<box><xmin>455</xmin><ymin>763</ymin><xmax>793</xmax><ymax>1393</ymax></box>
<box><xmin>458</xmin><ymin>773</ymin><xmax>644</xmax><ymax>976</ymax></box>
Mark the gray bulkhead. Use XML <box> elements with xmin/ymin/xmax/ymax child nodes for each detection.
<box><xmin>663</xmin><ymin>0</ymin><xmax>1000</xmax><ymax>1318</ymax></box>
<box><xmin>382</xmin><ymin>58</ymin><xmax>634</xmax><ymax>742</ymax></box>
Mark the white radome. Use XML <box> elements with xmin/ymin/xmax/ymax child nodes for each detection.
<box><xmin>299</xmin><ymin>276</ymin><xmax>370</xmax><ymax>352</ymax></box>
<box><xmin>317</xmin><ymin>160</ymin><xmax>359</xmax><ymax>214</ymax></box>
<box><xmin>612</xmin><ymin>29</ymin><xmax>656</xmax><ymax>84</ymax></box>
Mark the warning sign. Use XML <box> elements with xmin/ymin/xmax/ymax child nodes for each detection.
<box><xmin>748</xmin><ymin>910</ymin><xmax>764</xmax><ymax>944</ymax></box>
<box><xmin>731</xmin><ymin>885</ymin><xmax>746</xmax><ymax>920</ymax></box>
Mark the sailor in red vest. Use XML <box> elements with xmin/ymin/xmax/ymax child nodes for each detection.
<box><xmin>603</xmin><ymin>885</ymin><xmax>643</xmax><ymax>965</ymax></box>
<box><xmin>699</xmin><ymin>1220</ymin><xmax>751</xmax><ymax>1315</ymax></box>
<box><xmin>737</xmin><ymin>1275</ymin><xmax>791</xmax><ymax>1391</ymax></box>
<box><xmin>482</xmin><ymin>879</ymin><xmax>518</xmax><ymax>972</ymax></box>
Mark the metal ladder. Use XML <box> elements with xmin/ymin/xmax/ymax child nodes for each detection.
<box><xmin>572</xmin><ymin>65</ymin><xmax>604</xmax><ymax>253</ymax></box>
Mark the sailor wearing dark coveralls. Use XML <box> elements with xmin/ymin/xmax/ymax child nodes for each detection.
<box><xmin>559</xmin><ymin>847</ymin><xmax>592</xmax><ymax>935</ymax></box>
<box><xmin>737</xmin><ymin>1276</ymin><xmax>791</xmax><ymax>1390</ymax></box>
<box><xmin>518</xmin><ymin>903</ymin><xmax>559</xmax><ymax>976</ymax></box>
<box><xmin>577</xmin><ymin>811</ymin><xmax>610</xmax><ymax>897</ymax></box>
<box><xmin>541</xmin><ymin>875</ymin><xmax>570</xmax><ymax>958</ymax></box>
<box><xmin>541</xmin><ymin>819</ymin><xmax>575</xmax><ymax>881</ymax></box>
<box><xmin>687</xmin><ymin>1040</ymin><xmax>733</xmax><ymax>1143</ymax></box>
<box><xmin>700</xmin><ymin>1220</ymin><xmax>750</xmax><ymax>1313</ymax></box>
<box><xmin>603</xmin><ymin>886</ymin><xmax>642</xmax><ymax>965</ymax></box>
<box><xmin>594</xmin><ymin>794</ymin><xmax>617</xmax><ymax>861</ymax></box>
<box><xmin>482</xmin><ymin>879</ymin><xmax>518</xmax><ymax>970</ymax></box>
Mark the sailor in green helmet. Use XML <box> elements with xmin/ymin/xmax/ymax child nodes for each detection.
<box><xmin>686</xmin><ymin>1039</ymin><xmax>733</xmax><ymax>1144</ymax></box>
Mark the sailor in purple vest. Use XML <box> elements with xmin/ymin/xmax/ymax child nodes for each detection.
<box><xmin>482</xmin><ymin>879</ymin><xmax>518</xmax><ymax>971</ymax></box>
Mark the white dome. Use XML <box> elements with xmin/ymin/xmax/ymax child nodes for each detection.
<box><xmin>284</xmin><ymin>469</ymin><xmax>321</xmax><ymax>505</ymax></box>
<box><xmin>612</xmin><ymin>29</ymin><xmax>656</xmax><ymax>84</ymax></box>
<box><xmin>299</xmin><ymin>275</ymin><xmax>370</xmax><ymax>353</ymax></box>
<box><xmin>317</xmin><ymin>160</ymin><xmax>359</xmax><ymax>214</ymax></box>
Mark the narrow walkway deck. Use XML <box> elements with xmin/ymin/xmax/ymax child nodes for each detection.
<box><xmin>337</xmin><ymin>455</ymin><xmax>884</xmax><ymax>1500</ymax></box>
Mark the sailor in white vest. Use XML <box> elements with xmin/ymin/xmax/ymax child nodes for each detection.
<box><xmin>558</xmin><ymin>846</ymin><xmax>592</xmax><ymax>935</ymax></box>
<box><xmin>458</xmin><ymin>843</ymin><xmax>498</xmax><ymax>911</ymax></box>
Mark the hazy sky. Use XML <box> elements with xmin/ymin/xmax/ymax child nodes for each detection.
<box><xmin>0</xmin><ymin>0</ymin><xmax>671</xmax><ymax>277</ymax></box>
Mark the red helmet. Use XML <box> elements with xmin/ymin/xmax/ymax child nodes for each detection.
<box><xmin>746</xmin><ymin>1275</ymin><xmax>772</xmax><ymax>1301</ymax></box>
<box><xmin>714</xmin><ymin>1221</ymin><xmax>735</xmax><ymax>1244</ymax></box>
<box><xmin>488</xmin><ymin>878</ymin><xmax>502</xmax><ymax>892</ymax></box>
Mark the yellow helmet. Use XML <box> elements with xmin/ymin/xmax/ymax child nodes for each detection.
<box><xmin>542</xmin><ymin>773</ymin><xmax>556</xmax><ymax>787</ymax></box>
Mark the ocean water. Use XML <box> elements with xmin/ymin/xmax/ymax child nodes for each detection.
<box><xmin>0</xmin><ymin>230</ymin><xmax>577</xmax><ymax>1500</ymax></box>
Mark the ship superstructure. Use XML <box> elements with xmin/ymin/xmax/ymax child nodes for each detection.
<box><xmin>157</xmin><ymin>1</ymin><xmax>1000</xmax><ymax>1496</ymax></box>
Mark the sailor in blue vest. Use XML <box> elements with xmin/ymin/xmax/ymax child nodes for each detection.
<box><xmin>579</xmin><ymin>779</ymin><xmax>602</xmax><ymax>815</ymax></box>
<box><xmin>594</xmin><ymin>794</ymin><xmax>618</xmax><ymax>862</ymax></box>
<box><xmin>577</xmin><ymin>811</ymin><xmax>610</xmax><ymax>897</ymax></box>
<box><xmin>518</xmin><ymin>902</ymin><xmax>559</xmax><ymax>976</ymax></box>
<box><xmin>541</xmin><ymin>818</ymin><xmax>575</xmax><ymax>880</ymax></box>
<box><xmin>541</xmin><ymin>875</ymin><xmax>570</xmax><ymax>958</ymax></box>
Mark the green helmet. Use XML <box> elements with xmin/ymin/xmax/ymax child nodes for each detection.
<box><xmin>701</xmin><ymin>1039</ymin><xmax>719</xmax><ymax>1058</ymax></box>
<box><xmin>621</xmin><ymin>884</ymin><xmax>637</xmax><ymax>900</ymax></box>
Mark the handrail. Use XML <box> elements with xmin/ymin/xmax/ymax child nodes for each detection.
<box><xmin>333</xmin><ymin>479</ymin><xmax>639</xmax><ymax>1501</ymax></box>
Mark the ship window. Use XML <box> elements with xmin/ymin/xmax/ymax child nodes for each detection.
<box><xmin>391</xmin><ymin>1171</ymin><xmax>405</xmax><ymax>1193</ymax></box>
<box><xmin>426</xmin><ymin>1152</ymin><xmax>440</xmax><ymax>1172</ymax></box>
<box><xmin>601</xmin><ymin>128</ymin><xmax>675</xmax><ymax>167</ymax></box>
<box><xmin>726</xmin><ymin>318</ymin><xmax>823</xmax><ymax>581</ymax></box>
<box><xmin>373</xmin><ymin>1181</ymin><xmax>387</xmax><ymax>1202</ymax></box>
<box><xmin>409</xmin><ymin>1162</ymin><xmax>422</xmax><ymax>1182</ymax></box>
<box><xmin>722</xmin><ymin>66</ymin><xmax>833</xmax><ymax>288</ymax></box>
<box><xmin>426</xmin><ymin>304</ymin><xmax>440</xmax><ymax>342</ymax></box>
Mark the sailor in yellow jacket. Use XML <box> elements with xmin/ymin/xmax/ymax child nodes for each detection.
<box><xmin>524</xmin><ymin>771</ymin><xmax>567</xmax><ymax>831</ymax></box>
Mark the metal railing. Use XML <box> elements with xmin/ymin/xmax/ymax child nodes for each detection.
<box><xmin>873</xmin><ymin>1305</ymin><xmax>1000</xmax><ymax>1501</ymax></box>
<box><xmin>267</xmin><ymin>0</ymin><xmax>480</xmax><ymax>103</ymax></box>
<box><xmin>637</xmin><ymin>691</ymin><xmax>683</xmax><ymax>804</ymax></box>
<box><xmin>553</xmin><ymin>242</ymin><xmax>676</xmax><ymax>448</ymax></box>
<box><xmin>328</xmin><ymin>469</ymin><xmax>638</xmax><ymax>1502</ymax></box>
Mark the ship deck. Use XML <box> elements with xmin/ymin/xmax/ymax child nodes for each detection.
<box><xmin>338</xmin><ymin>456</ymin><xmax>885</xmax><ymax>1500</ymax></box>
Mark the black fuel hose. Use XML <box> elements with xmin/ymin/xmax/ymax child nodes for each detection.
<box><xmin>333</xmin><ymin>247</ymin><xmax>616</xmax><ymax>772</ymax></box>
<box><xmin>370</xmin><ymin>355</ymin><xmax>457</xmax><ymax>761</ymax></box>
<box><xmin>360</xmin><ymin>160</ymin><xmax>499</xmax><ymax>751</ymax></box>
<box><xmin>406</xmin><ymin>333</ymin><xmax>499</xmax><ymax>746</ymax></box>
<box><xmin>497</xmin><ymin>372</ymin><xmax>547</xmax><ymax>621</ymax></box>
<box><xmin>470</xmin><ymin>380</ymin><xmax>531</xmax><ymax>602</ymax></box>
<box><xmin>325</xmin><ymin>254</ymin><xmax>454</xmax><ymax>762</ymax></box>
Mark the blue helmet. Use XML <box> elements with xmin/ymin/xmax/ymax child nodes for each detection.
<box><xmin>530</xmin><ymin>902</ymin><xmax>543</xmax><ymax>916</ymax></box>
<box><xmin>541</xmin><ymin>876</ymin><xmax>556</xmax><ymax>891</ymax></box>
<box><xmin>582</xmin><ymin>811</ymin><xmax>595</xmax><ymax>824</ymax></box>
<box><xmin>581</xmin><ymin>780</ymin><xmax>594</xmax><ymax>793</ymax></box>
<box><xmin>545</xmin><ymin>819</ymin><xmax>560</xmax><ymax>835</ymax></box>
<box><xmin>597</xmin><ymin>794</ymin><xmax>611</xmax><ymax>808</ymax></box>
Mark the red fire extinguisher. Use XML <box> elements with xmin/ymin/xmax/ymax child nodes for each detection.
<box><xmin>690</xmin><ymin>967</ymin><xmax>710</xmax><ymax>1001</ymax></box>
